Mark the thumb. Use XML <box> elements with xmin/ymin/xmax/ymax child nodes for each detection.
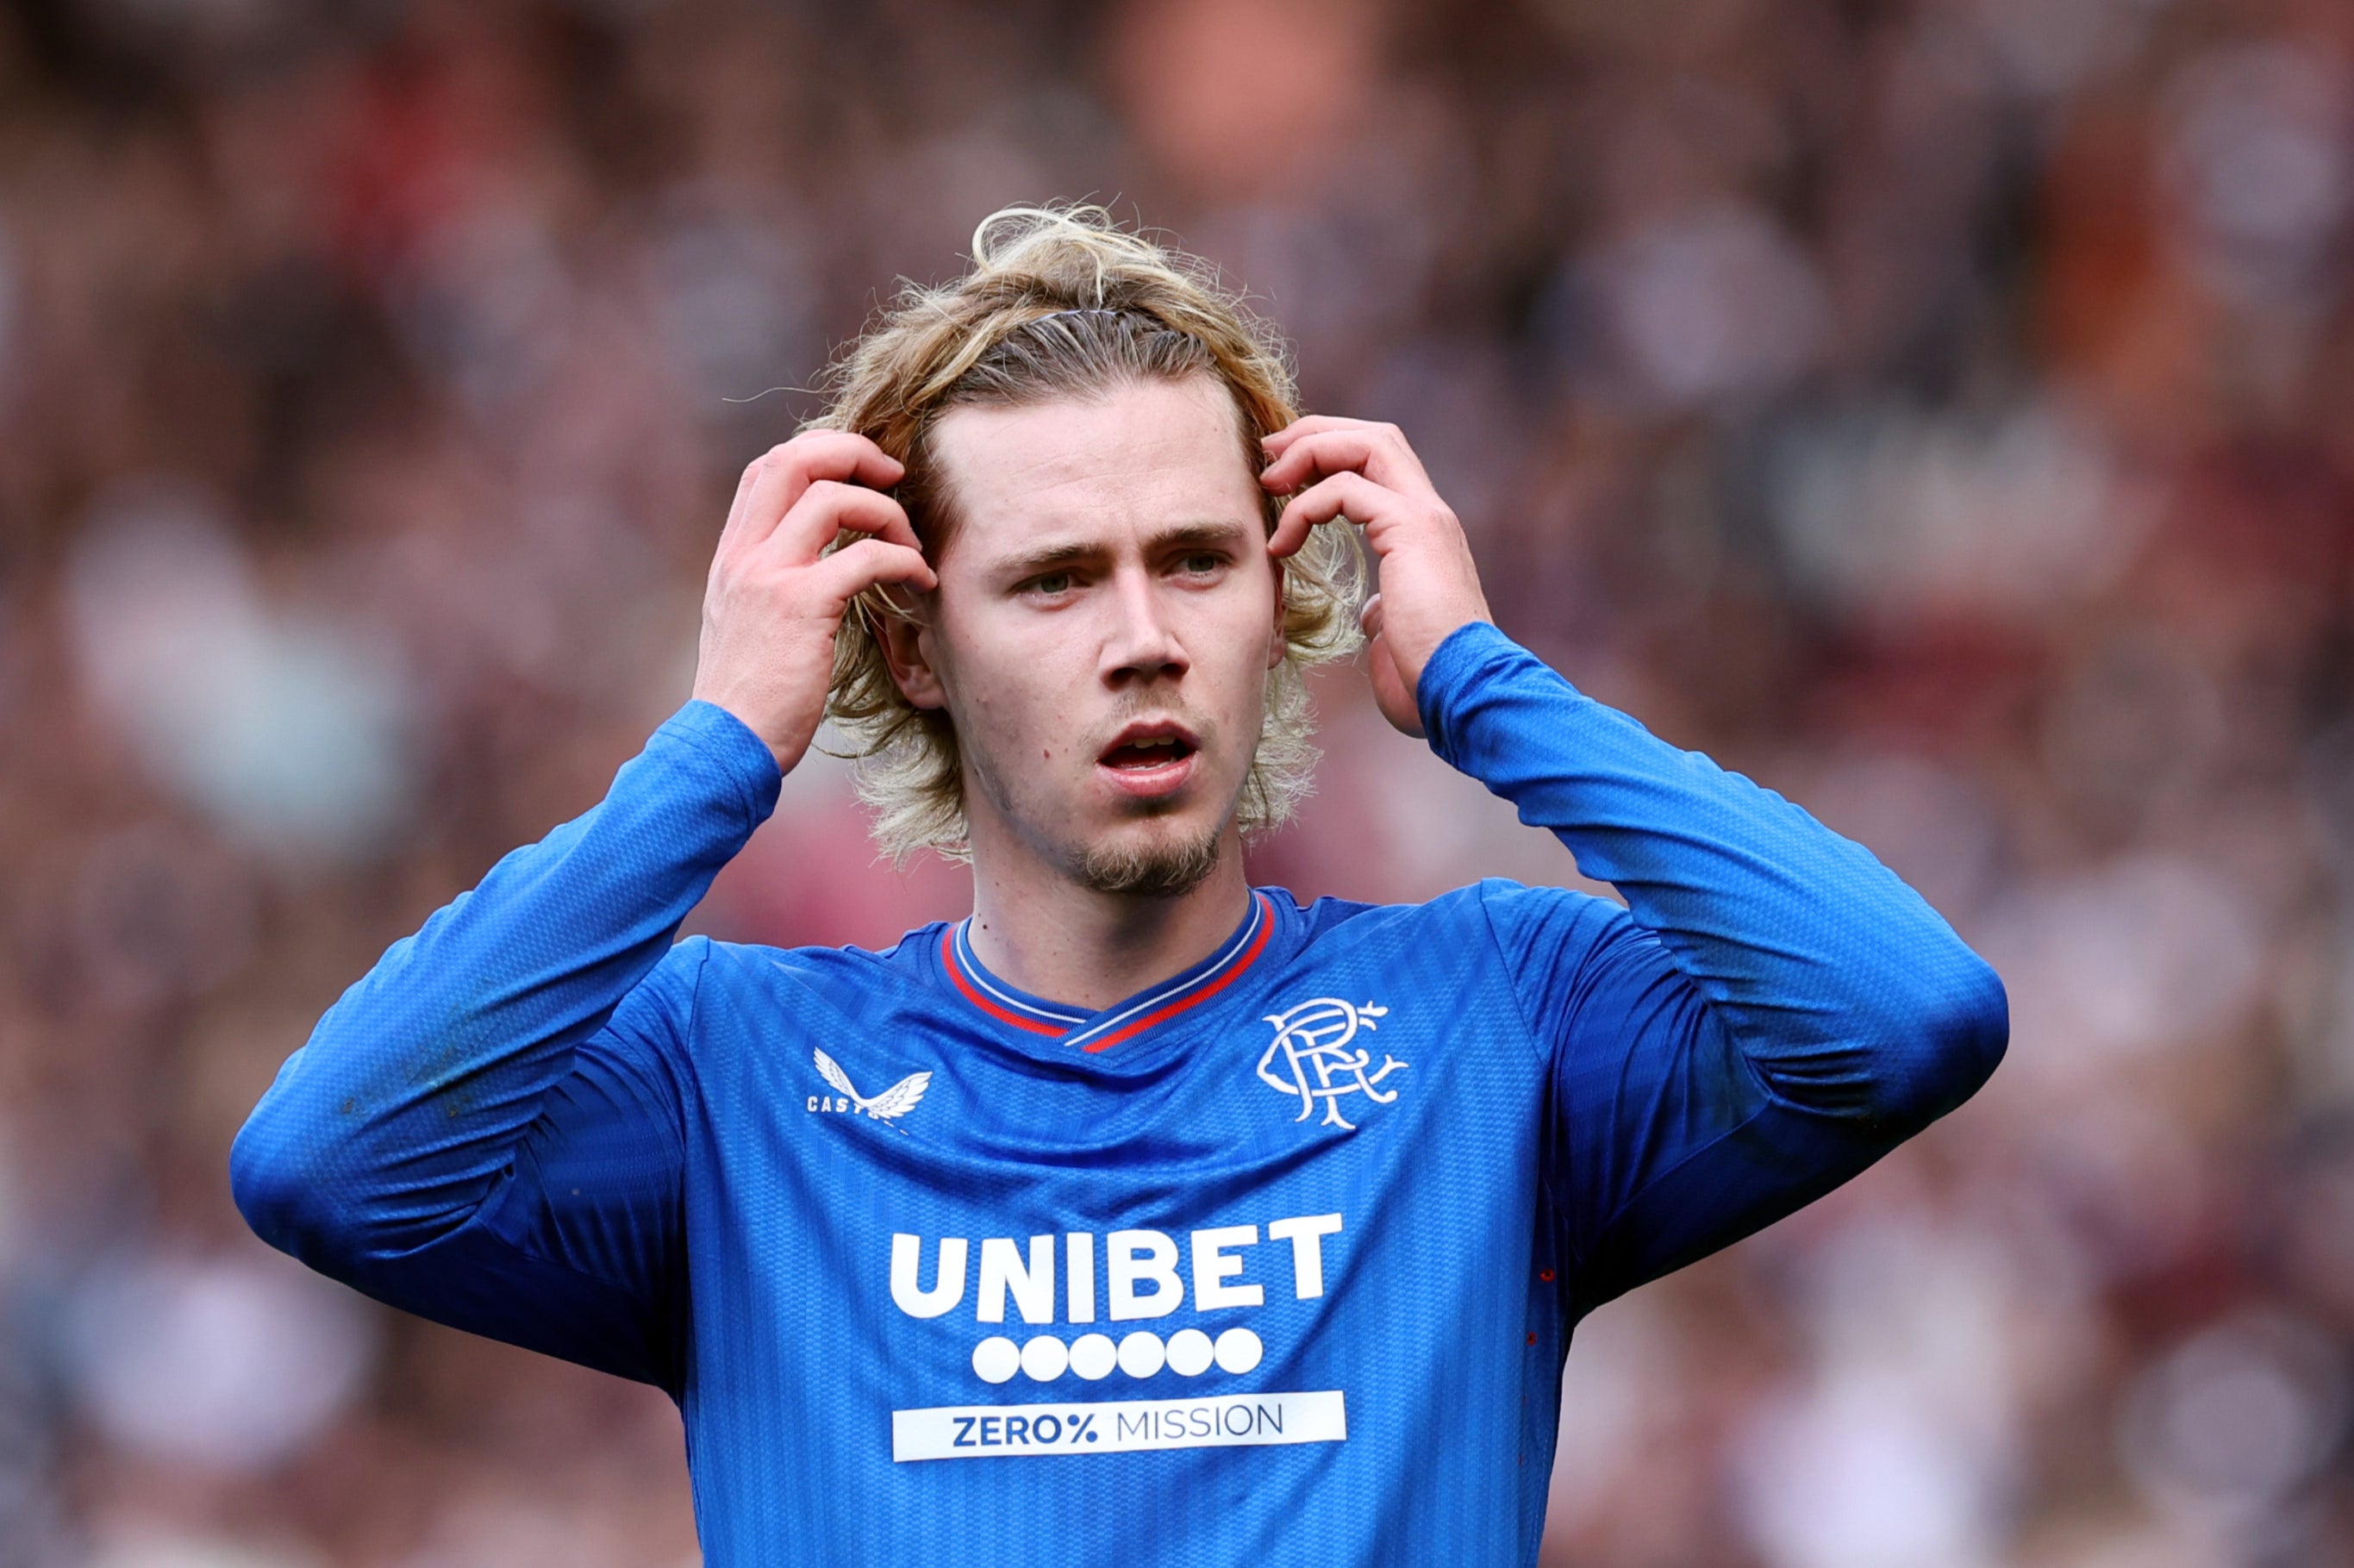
<box><xmin>1367</xmin><ymin>636</ymin><xmax>1424</xmax><ymax>738</ymax></box>
<box><xmin>1360</xmin><ymin>598</ymin><xmax>1424</xmax><ymax>738</ymax></box>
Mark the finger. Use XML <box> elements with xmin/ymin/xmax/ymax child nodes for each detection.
<box><xmin>1261</xmin><ymin>415</ymin><xmax>1409</xmax><ymax>464</ymax></box>
<box><xmin>1268</xmin><ymin>470</ymin><xmax>1404</xmax><ymax>559</ymax></box>
<box><xmin>812</xmin><ymin>537</ymin><xmax>937</xmax><ymax>606</ymax></box>
<box><xmin>731</xmin><ymin>432</ymin><xmax>905</xmax><ymax>553</ymax></box>
<box><xmin>767</xmin><ymin>481</ymin><xmax>922</xmax><ymax>564</ymax></box>
<box><xmin>1261</xmin><ymin>414</ymin><xmax>1380</xmax><ymax>456</ymax></box>
<box><xmin>1358</xmin><ymin>591</ymin><xmax>1384</xmax><ymax>640</ymax></box>
<box><xmin>1260</xmin><ymin>426</ymin><xmax>1434</xmax><ymax>501</ymax></box>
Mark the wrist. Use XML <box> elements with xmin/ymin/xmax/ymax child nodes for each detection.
<box><xmin>1389</xmin><ymin>591</ymin><xmax>1493</xmax><ymax>694</ymax></box>
<box><xmin>1387</xmin><ymin>540</ymin><xmax>1490</xmax><ymax>660</ymax></box>
<box><xmin>684</xmin><ymin>684</ymin><xmax>798</xmax><ymax>772</ymax></box>
<box><xmin>1413</xmin><ymin>619</ymin><xmax>1522</xmax><ymax>747</ymax></box>
<box><xmin>659</xmin><ymin>699</ymin><xmax>790</xmax><ymax>824</ymax></box>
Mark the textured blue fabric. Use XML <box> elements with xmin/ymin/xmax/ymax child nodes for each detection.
<box><xmin>232</xmin><ymin>622</ymin><xmax>2007</xmax><ymax>1567</ymax></box>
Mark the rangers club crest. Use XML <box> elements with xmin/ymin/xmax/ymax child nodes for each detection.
<box><xmin>1256</xmin><ymin>999</ymin><xmax>1408</xmax><ymax>1131</ymax></box>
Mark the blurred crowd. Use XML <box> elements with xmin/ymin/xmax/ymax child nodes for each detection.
<box><xmin>3</xmin><ymin>0</ymin><xmax>2353</xmax><ymax>1563</ymax></box>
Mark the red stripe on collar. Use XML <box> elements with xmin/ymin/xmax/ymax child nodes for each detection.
<box><xmin>939</xmin><ymin>928</ymin><xmax>1065</xmax><ymax>1036</ymax></box>
<box><xmin>1079</xmin><ymin>896</ymin><xmax>1276</xmax><ymax>1054</ymax></box>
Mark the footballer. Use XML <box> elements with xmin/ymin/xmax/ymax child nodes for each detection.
<box><xmin>232</xmin><ymin>206</ymin><xmax>2007</xmax><ymax>1565</ymax></box>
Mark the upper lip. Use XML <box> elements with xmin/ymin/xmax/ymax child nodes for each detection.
<box><xmin>1097</xmin><ymin>719</ymin><xmax>1201</xmax><ymax>762</ymax></box>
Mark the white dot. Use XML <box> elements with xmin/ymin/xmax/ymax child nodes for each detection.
<box><xmin>1214</xmin><ymin>1327</ymin><xmax>1264</xmax><ymax>1375</ymax></box>
<box><xmin>1068</xmin><ymin>1334</ymin><xmax>1118</xmax><ymax>1381</ymax></box>
<box><xmin>1117</xmin><ymin>1331</ymin><xmax>1165</xmax><ymax>1378</ymax></box>
<box><xmin>971</xmin><ymin>1336</ymin><xmax>1020</xmax><ymax>1384</ymax></box>
<box><xmin>1021</xmin><ymin>1334</ymin><xmax>1069</xmax><ymax>1382</ymax></box>
<box><xmin>1165</xmin><ymin>1328</ymin><xmax>1215</xmax><ymax>1377</ymax></box>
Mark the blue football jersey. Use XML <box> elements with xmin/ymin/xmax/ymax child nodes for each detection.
<box><xmin>232</xmin><ymin>622</ymin><xmax>2007</xmax><ymax>1566</ymax></box>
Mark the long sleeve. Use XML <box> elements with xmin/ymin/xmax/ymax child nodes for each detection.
<box><xmin>229</xmin><ymin>699</ymin><xmax>784</xmax><ymax>1387</ymax></box>
<box><xmin>1417</xmin><ymin>622</ymin><xmax>2007</xmax><ymax>1314</ymax></box>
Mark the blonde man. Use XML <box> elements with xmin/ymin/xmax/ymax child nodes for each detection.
<box><xmin>234</xmin><ymin>209</ymin><xmax>2006</xmax><ymax>1565</ymax></box>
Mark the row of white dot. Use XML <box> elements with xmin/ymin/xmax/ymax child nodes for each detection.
<box><xmin>972</xmin><ymin>1327</ymin><xmax>1264</xmax><ymax>1384</ymax></box>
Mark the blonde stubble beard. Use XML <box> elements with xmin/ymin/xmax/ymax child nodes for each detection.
<box><xmin>965</xmin><ymin>737</ymin><xmax>1236</xmax><ymax>901</ymax></box>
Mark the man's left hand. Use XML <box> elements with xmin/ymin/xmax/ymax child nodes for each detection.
<box><xmin>1261</xmin><ymin>416</ymin><xmax>1493</xmax><ymax>737</ymax></box>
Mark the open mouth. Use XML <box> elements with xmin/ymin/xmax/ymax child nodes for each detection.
<box><xmin>1099</xmin><ymin>734</ymin><xmax>1197</xmax><ymax>770</ymax></box>
<box><xmin>1096</xmin><ymin>724</ymin><xmax>1200</xmax><ymax>799</ymax></box>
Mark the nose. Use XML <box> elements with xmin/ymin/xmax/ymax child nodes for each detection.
<box><xmin>1100</xmin><ymin>565</ymin><xmax>1189</xmax><ymax>688</ymax></box>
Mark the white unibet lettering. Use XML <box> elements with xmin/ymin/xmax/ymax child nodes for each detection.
<box><xmin>890</xmin><ymin>1234</ymin><xmax>968</xmax><ymax>1319</ymax></box>
<box><xmin>1066</xmin><ymin>1233</ymin><xmax>1096</xmax><ymax>1324</ymax></box>
<box><xmin>1107</xmin><ymin>1229</ymin><xmax>1183</xmax><ymax>1321</ymax></box>
<box><xmin>977</xmin><ymin>1235</ymin><xmax>1055</xmax><ymax>1325</ymax></box>
<box><xmin>1190</xmin><ymin>1224</ymin><xmax>1263</xmax><ymax>1311</ymax></box>
<box><xmin>1266</xmin><ymin>1213</ymin><xmax>1343</xmax><ymax>1300</ymax></box>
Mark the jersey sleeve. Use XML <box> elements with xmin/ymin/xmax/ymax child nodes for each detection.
<box><xmin>228</xmin><ymin>701</ymin><xmax>784</xmax><ymax>1388</ymax></box>
<box><xmin>1418</xmin><ymin>623</ymin><xmax>2009</xmax><ymax>1315</ymax></box>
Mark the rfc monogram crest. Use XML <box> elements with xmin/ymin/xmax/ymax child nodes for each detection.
<box><xmin>1256</xmin><ymin>998</ymin><xmax>1408</xmax><ymax>1130</ymax></box>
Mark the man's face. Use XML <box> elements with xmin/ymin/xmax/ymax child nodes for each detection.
<box><xmin>889</xmin><ymin>376</ymin><xmax>1283</xmax><ymax>896</ymax></box>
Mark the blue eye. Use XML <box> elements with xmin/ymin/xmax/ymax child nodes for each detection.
<box><xmin>1028</xmin><ymin>572</ymin><xmax>1072</xmax><ymax>596</ymax></box>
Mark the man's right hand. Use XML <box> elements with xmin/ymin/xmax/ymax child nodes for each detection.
<box><xmin>690</xmin><ymin>431</ymin><xmax>935</xmax><ymax>773</ymax></box>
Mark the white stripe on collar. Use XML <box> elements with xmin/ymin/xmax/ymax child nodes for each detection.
<box><xmin>1060</xmin><ymin>895</ymin><xmax>1266</xmax><ymax>1050</ymax></box>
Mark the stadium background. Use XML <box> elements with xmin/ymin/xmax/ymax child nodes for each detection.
<box><xmin>3</xmin><ymin>0</ymin><xmax>2353</xmax><ymax>1563</ymax></box>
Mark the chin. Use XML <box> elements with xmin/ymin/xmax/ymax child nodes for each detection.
<box><xmin>1066</xmin><ymin>811</ymin><xmax>1227</xmax><ymax>899</ymax></box>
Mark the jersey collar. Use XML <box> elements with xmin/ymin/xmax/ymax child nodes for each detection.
<box><xmin>940</xmin><ymin>890</ymin><xmax>1276</xmax><ymax>1054</ymax></box>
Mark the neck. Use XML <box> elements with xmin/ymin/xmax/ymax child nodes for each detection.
<box><xmin>963</xmin><ymin>822</ymin><xmax>1255</xmax><ymax>1011</ymax></box>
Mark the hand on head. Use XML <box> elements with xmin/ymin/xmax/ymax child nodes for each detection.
<box><xmin>689</xmin><ymin>415</ymin><xmax>1493</xmax><ymax>771</ymax></box>
<box><xmin>690</xmin><ymin>431</ymin><xmax>933</xmax><ymax>773</ymax></box>
<box><xmin>1258</xmin><ymin>417</ymin><xmax>1493</xmax><ymax>737</ymax></box>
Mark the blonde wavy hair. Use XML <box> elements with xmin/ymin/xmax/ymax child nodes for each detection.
<box><xmin>812</xmin><ymin>204</ymin><xmax>1364</xmax><ymax>863</ymax></box>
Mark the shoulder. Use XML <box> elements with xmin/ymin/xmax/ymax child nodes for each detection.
<box><xmin>1459</xmin><ymin>877</ymin><xmax>1628</xmax><ymax>934</ymax></box>
<box><xmin>1271</xmin><ymin>878</ymin><xmax>1626</xmax><ymax>950</ymax></box>
<box><xmin>682</xmin><ymin>921</ymin><xmax>951</xmax><ymax>1004</ymax></box>
<box><xmin>1265</xmin><ymin>885</ymin><xmax>1384</xmax><ymax>941</ymax></box>
<box><xmin>1275</xmin><ymin>881</ymin><xmax>1639</xmax><ymax>1029</ymax></box>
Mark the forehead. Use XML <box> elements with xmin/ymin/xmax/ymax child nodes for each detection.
<box><xmin>924</xmin><ymin>378</ymin><xmax>1260</xmax><ymax>564</ymax></box>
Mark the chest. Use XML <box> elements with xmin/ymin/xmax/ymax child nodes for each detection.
<box><xmin>704</xmin><ymin>974</ymin><xmax>1536</xmax><ymax>1342</ymax></box>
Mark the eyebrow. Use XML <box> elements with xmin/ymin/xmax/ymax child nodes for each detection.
<box><xmin>991</xmin><ymin>520</ymin><xmax>1258</xmax><ymax>580</ymax></box>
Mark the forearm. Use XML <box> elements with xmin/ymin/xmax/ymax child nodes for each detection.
<box><xmin>1421</xmin><ymin>623</ymin><xmax>2007</xmax><ymax>1130</ymax></box>
<box><xmin>230</xmin><ymin>700</ymin><xmax>780</xmax><ymax>1260</ymax></box>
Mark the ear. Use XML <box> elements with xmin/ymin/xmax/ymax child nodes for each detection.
<box><xmin>1265</xmin><ymin>557</ymin><xmax>1288</xmax><ymax>671</ymax></box>
<box><xmin>878</xmin><ymin>600</ymin><xmax>949</xmax><ymax>710</ymax></box>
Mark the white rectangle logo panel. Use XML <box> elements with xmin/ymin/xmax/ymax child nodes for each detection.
<box><xmin>892</xmin><ymin>1390</ymin><xmax>1346</xmax><ymax>1462</ymax></box>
